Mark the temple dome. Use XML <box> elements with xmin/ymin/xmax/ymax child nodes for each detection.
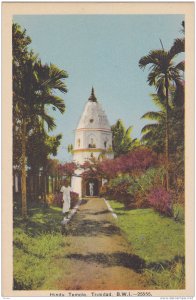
<box><xmin>76</xmin><ymin>88</ymin><xmax>111</xmax><ymax>130</ymax></box>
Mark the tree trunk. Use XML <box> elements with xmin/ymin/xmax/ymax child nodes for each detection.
<box><xmin>165</xmin><ymin>76</ymin><xmax>169</xmax><ymax>191</ymax></box>
<box><xmin>21</xmin><ymin>120</ymin><xmax>27</xmax><ymax>218</ymax></box>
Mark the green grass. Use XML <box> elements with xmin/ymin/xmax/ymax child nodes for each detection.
<box><xmin>109</xmin><ymin>200</ymin><xmax>185</xmax><ymax>289</ymax></box>
<box><xmin>13</xmin><ymin>204</ymin><xmax>67</xmax><ymax>290</ymax></box>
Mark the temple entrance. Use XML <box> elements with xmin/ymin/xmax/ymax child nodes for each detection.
<box><xmin>83</xmin><ymin>178</ymin><xmax>99</xmax><ymax>196</ymax></box>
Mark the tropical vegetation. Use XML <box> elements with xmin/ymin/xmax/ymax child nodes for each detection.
<box><xmin>13</xmin><ymin>23</ymin><xmax>68</xmax><ymax>217</ymax></box>
<box><xmin>111</xmin><ymin>119</ymin><xmax>140</xmax><ymax>157</ymax></box>
<box><xmin>109</xmin><ymin>201</ymin><xmax>185</xmax><ymax>289</ymax></box>
<box><xmin>13</xmin><ymin>21</ymin><xmax>185</xmax><ymax>290</ymax></box>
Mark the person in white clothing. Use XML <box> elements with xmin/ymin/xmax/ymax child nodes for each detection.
<box><xmin>89</xmin><ymin>182</ymin><xmax>94</xmax><ymax>196</ymax></box>
<box><xmin>60</xmin><ymin>180</ymin><xmax>72</xmax><ymax>219</ymax></box>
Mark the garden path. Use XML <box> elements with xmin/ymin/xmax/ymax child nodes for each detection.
<box><xmin>48</xmin><ymin>197</ymin><xmax>147</xmax><ymax>290</ymax></box>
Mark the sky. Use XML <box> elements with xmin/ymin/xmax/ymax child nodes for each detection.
<box><xmin>13</xmin><ymin>14</ymin><xmax>184</xmax><ymax>162</ymax></box>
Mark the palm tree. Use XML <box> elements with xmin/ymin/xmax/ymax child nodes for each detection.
<box><xmin>111</xmin><ymin>119</ymin><xmax>138</xmax><ymax>157</ymax></box>
<box><xmin>139</xmin><ymin>46</ymin><xmax>183</xmax><ymax>190</ymax></box>
<box><xmin>20</xmin><ymin>58</ymin><xmax>68</xmax><ymax>217</ymax></box>
<box><xmin>170</xmin><ymin>21</ymin><xmax>185</xmax><ymax>59</ymax></box>
<box><xmin>141</xmin><ymin>94</ymin><xmax>166</xmax><ymax>153</ymax></box>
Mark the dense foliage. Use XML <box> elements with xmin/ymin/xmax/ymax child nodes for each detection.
<box><xmin>100</xmin><ymin>22</ymin><xmax>185</xmax><ymax>219</ymax></box>
<box><xmin>13</xmin><ymin>23</ymin><xmax>68</xmax><ymax>216</ymax></box>
<box><xmin>148</xmin><ymin>187</ymin><xmax>172</xmax><ymax>216</ymax></box>
<box><xmin>98</xmin><ymin>147</ymin><xmax>157</xmax><ymax>179</ymax></box>
<box><xmin>139</xmin><ymin>22</ymin><xmax>184</xmax><ymax>191</ymax></box>
<box><xmin>111</xmin><ymin>119</ymin><xmax>139</xmax><ymax>157</ymax></box>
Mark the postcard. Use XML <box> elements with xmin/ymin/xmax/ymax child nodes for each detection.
<box><xmin>1</xmin><ymin>2</ymin><xmax>195</xmax><ymax>297</ymax></box>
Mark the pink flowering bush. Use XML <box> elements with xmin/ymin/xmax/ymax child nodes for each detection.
<box><xmin>53</xmin><ymin>192</ymin><xmax>63</xmax><ymax>207</ymax></box>
<box><xmin>148</xmin><ymin>187</ymin><xmax>172</xmax><ymax>216</ymax></box>
<box><xmin>99</xmin><ymin>147</ymin><xmax>158</xmax><ymax>179</ymax></box>
<box><xmin>58</xmin><ymin>162</ymin><xmax>77</xmax><ymax>178</ymax></box>
<box><xmin>70</xmin><ymin>191</ymin><xmax>79</xmax><ymax>200</ymax></box>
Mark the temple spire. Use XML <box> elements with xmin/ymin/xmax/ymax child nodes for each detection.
<box><xmin>88</xmin><ymin>86</ymin><xmax>97</xmax><ymax>102</ymax></box>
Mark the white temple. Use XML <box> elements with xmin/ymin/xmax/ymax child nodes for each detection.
<box><xmin>71</xmin><ymin>88</ymin><xmax>114</xmax><ymax>197</ymax></box>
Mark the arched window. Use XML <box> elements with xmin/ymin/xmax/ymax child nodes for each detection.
<box><xmin>104</xmin><ymin>137</ymin><xmax>109</xmax><ymax>149</ymax></box>
<box><xmin>77</xmin><ymin>139</ymin><xmax>80</xmax><ymax>148</ymax></box>
<box><xmin>88</xmin><ymin>137</ymin><xmax>96</xmax><ymax>148</ymax></box>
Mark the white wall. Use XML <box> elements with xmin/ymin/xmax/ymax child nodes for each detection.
<box><xmin>71</xmin><ymin>176</ymin><xmax>82</xmax><ymax>197</ymax></box>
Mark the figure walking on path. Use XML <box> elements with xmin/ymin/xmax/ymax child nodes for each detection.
<box><xmin>89</xmin><ymin>182</ymin><xmax>94</xmax><ymax>196</ymax></box>
<box><xmin>60</xmin><ymin>180</ymin><xmax>72</xmax><ymax>220</ymax></box>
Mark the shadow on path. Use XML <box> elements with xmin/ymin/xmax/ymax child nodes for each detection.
<box><xmin>63</xmin><ymin>219</ymin><xmax>121</xmax><ymax>237</ymax></box>
<box><xmin>65</xmin><ymin>251</ymin><xmax>146</xmax><ymax>272</ymax></box>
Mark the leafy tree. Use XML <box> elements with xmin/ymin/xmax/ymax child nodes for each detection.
<box><xmin>27</xmin><ymin>130</ymin><xmax>62</xmax><ymax>198</ymax></box>
<box><xmin>68</xmin><ymin>144</ymin><xmax>74</xmax><ymax>154</ymax></box>
<box><xmin>141</xmin><ymin>94</ymin><xmax>167</xmax><ymax>153</ymax></box>
<box><xmin>139</xmin><ymin>30</ymin><xmax>184</xmax><ymax>190</ymax></box>
<box><xmin>170</xmin><ymin>21</ymin><xmax>185</xmax><ymax>59</ymax></box>
<box><xmin>13</xmin><ymin>23</ymin><xmax>68</xmax><ymax>217</ymax></box>
<box><xmin>141</xmin><ymin>89</ymin><xmax>184</xmax><ymax>190</ymax></box>
<box><xmin>111</xmin><ymin>119</ymin><xmax>139</xmax><ymax>157</ymax></box>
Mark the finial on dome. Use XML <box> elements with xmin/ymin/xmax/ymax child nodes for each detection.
<box><xmin>88</xmin><ymin>86</ymin><xmax>97</xmax><ymax>102</ymax></box>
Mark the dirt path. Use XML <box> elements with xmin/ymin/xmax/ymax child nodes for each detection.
<box><xmin>46</xmin><ymin>198</ymin><xmax>147</xmax><ymax>290</ymax></box>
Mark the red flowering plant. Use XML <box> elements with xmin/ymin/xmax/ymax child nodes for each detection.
<box><xmin>119</xmin><ymin>147</ymin><xmax>158</xmax><ymax>174</ymax></box>
<box><xmin>58</xmin><ymin>162</ymin><xmax>77</xmax><ymax>184</ymax></box>
<box><xmin>99</xmin><ymin>158</ymin><xmax>119</xmax><ymax>179</ymax></box>
<box><xmin>99</xmin><ymin>147</ymin><xmax>157</xmax><ymax>178</ymax></box>
<box><xmin>53</xmin><ymin>192</ymin><xmax>63</xmax><ymax>208</ymax></box>
<box><xmin>80</xmin><ymin>157</ymin><xmax>103</xmax><ymax>180</ymax></box>
<box><xmin>148</xmin><ymin>187</ymin><xmax>172</xmax><ymax>216</ymax></box>
<box><xmin>128</xmin><ymin>166</ymin><xmax>166</xmax><ymax>208</ymax></box>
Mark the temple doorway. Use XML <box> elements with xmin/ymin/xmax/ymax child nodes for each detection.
<box><xmin>84</xmin><ymin>178</ymin><xmax>99</xmax><ymax>196</ymax></box>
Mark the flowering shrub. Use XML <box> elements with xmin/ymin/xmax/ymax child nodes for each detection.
<box><xmin>53</xmin><ymin>192</ymin><xmax>63</xmax><ymax>207</ymax></box>
<box><xmin>148</xmin><ymin>187</ymin><xmax>172</xmax><ymax>216</ymax></box>
<box><xmin>118</xmin><ymin>148</ymin><xmax>158</xmax><ymax>173</ymax></box>
<box><xmin>127</xmin><ymin>167</ymin><xmax>166</xmax><ymax>208</ymax></box>
<box><xmin>81</xmin><ymin>158</ymin><xmax>103</xmax><ymax>180</ymax></box>
<box><xmin>46</xmin><ymin>193</ymin><xmax>55</xmax><ymax>205</ymax></box>
<box><xmin>58</xmin><ymin>162</ymin><xmax>77</xmax><ymax>178</ymax></box>
<box><xmin>106</xmin><ymin>174</ymin><xmax>135</xmax><ymax>208</ymax></box>
<box><xmin>70</xmin><ymin>191</ymin><xmax>79</xmax><ymax>201</ymax></box>
<box><xmin>50</xmin><ymin>191</ymin><xmax>79</xmax><ymax>208</ymax></box>
<box><xmin>98</xmin><ymin>147</ymin><xmax>158</xmax><ymax>179</ymax></box>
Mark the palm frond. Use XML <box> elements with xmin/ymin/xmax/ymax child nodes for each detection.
<box><xmin>138</xmin><ymin>50</ymin><xmax>163</xmax><ymax>69</ymax></box>
<box><xmin>151</xmin><ymin>94</ymin><xmax>166</xmax><ymax>111</ymax></box>
<box><xmin>175</xmin><ymin>61</ymin><xmax>185</xmax><ymax>72</ymax></box>
<box><xmin>141</xmin><ymin>123</ymin><xmax>159</xmax><ymax>134</ymax></box>
<box><xmin>125</xmin><ymin>126</ymin><xmax>133</xmax><ymax>138</ymax></box>
<box><xmin>41</xmin><ymin>113</ymin><xmax>56</xmax><ymax>131</ymax></box>
<box><xmin>40</xmin><ymin>63</ymin><xmax>68</xmax><ymax>94</ymax></box>
<box><xmin>141</xmin><ymin>111</ymin><xmax>164</xmax><ymax>121</ymax></box>
<box><xmin>42</xmin><ymin>95</ymin><xmax>66</xmax><ymax>114</ymax></box>
<box><xmin>169</xmin><ymin>38</ymin><xmax>185</xmax><ymax>59</ymax></box>
<box><xmin>141</xmin><ymin>131</ymin><xmax>155</xmax><ymax>142</ymax></box>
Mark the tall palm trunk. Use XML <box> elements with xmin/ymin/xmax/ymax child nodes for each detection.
<box><xmin>21</xmin><ymin>119</ymin><xmax>27</xmax><ymax>218</ymax></box>
<box><xmin>165</xmin><ymin>75</ymin><xmax>169</xmax><ymax>191</ymax></box>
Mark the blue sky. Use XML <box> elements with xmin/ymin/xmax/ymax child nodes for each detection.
<box><xmin>13</xmin><ymin>14</ymin><xmax>184</xmax><ymax>162</ymax></box>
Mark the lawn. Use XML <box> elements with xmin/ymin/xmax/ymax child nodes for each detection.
<box><xmin>13</xmin><ymin>203</ymin><xmax>68</xmax><ymax>290</ymax></box>
<box><xmin>109</xmin><ymin>200</ymin><xmax>185</xmax><ymax>289</ymax></box>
